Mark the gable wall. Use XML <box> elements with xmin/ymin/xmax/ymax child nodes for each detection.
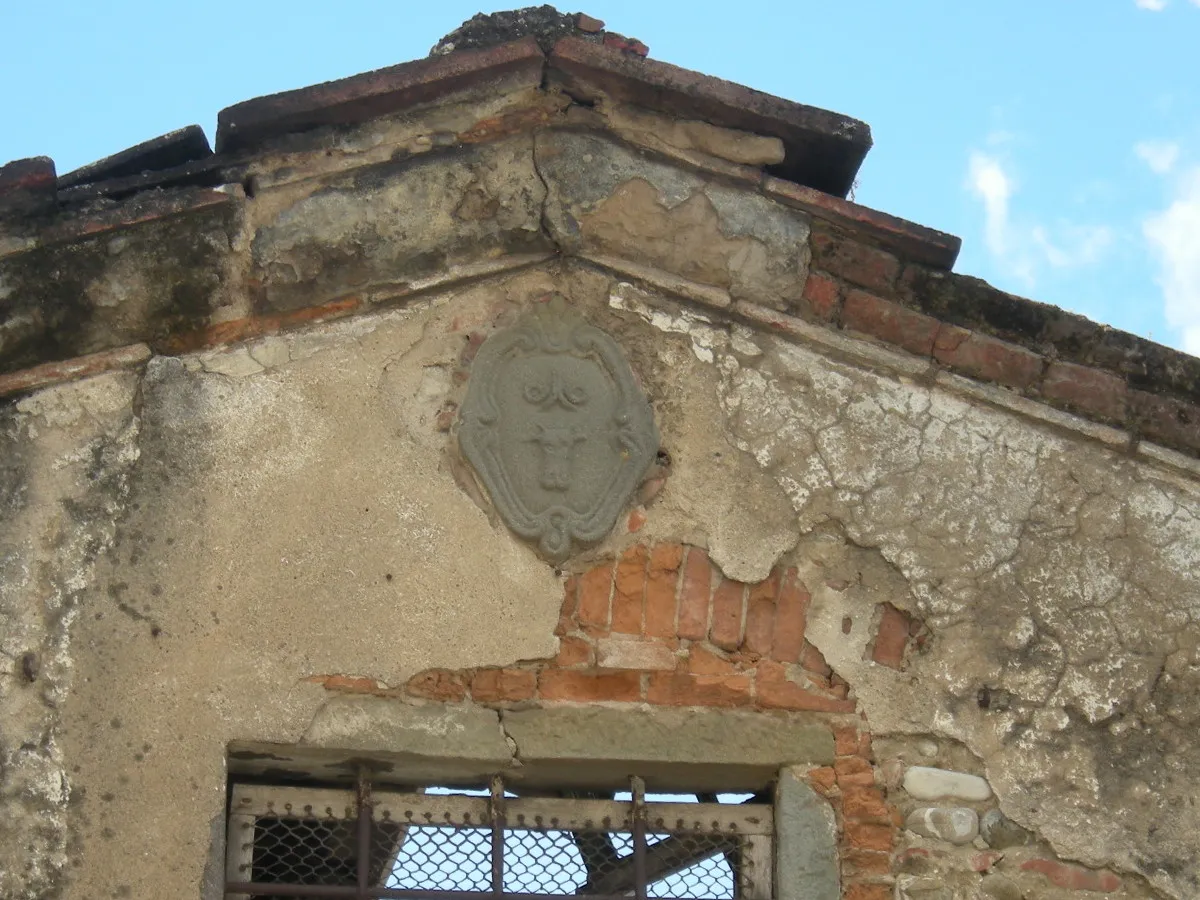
<box><xmin>2</xmin><ymin>81</ymin><xmax>1199</xmax><ymax>900</ymax></box>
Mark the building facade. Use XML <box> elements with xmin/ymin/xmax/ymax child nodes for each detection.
<box><xmin>1</xmin><ymin>9</ymin><xmax>1198</xmax><ymax>900</ymax></box>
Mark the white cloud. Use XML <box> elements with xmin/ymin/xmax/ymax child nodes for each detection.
<box><xmin>965</xmin><ymin>149</ymin><xmax>1114</xmax><ymax>287</ymax></box>
<box><xmin>1135</xmin><ymin>139</ymin><xmax>1180</xmax><ymax>174</ymax></box>
<box><xmin>1144</xmin><ymin>166</ymin><xmax>1200</xmax><ymax>355</ymax></box>
<box><xmin>967</xmin><ymin>151</ymin><xmax>1015</xmax><ymax>259</ymax></box>
<box><xmin>1135</xmin><ymin>0</ymin><xmax>1168</xmax><ymax>9</ymax></box>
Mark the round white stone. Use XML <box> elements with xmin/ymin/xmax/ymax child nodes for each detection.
<box><xmin>903</xmin><ymin>765</ymin><xmax>992</xmax><ymax>801</ymax></box>
<box><xmin>905</xmin><ymin>807</ymin><xmax>980</xmax><ymax>844</ymax></box>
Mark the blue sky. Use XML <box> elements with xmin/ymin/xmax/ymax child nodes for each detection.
<box><xmin>3</xmin><ymin>1</ymin><xmax>1198</xmax><ymax>356</ymax></box>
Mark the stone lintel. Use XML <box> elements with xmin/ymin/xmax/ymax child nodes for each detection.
<box><xmin>502</xmin><ymin>706</ymin><xmax>833</xmax><ymax>792</ymax></box>
<box><xmin>268</xmin><ymin>697</ymin><xmax>514</xmax><ymax>785</ymax></box>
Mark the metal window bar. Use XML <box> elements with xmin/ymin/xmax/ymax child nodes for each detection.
<box><xmin>224</xmin><ymin>774</ymin><xmax>773</xmax><ymax>900</ymax></box>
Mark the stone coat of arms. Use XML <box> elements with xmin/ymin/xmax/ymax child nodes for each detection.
<box><xmin>458</xmin><ymin>296</ymin><xmax>659</xmax><ymax>561</ymax></box>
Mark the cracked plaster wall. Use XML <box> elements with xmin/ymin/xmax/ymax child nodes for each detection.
<box><xmin>611</xmin><ymin>284</ymin><xmax>1200</xmax><ymax>899</ymax></box>
<box><xmin>0</xmin><ymin>372</ymin><xmax>141</xmax><ymax>898</ymax></box>
<box><xmin>1</xmin><ymin>88</ymin><xmax>1198</xmax><ymax>900</ymax></box>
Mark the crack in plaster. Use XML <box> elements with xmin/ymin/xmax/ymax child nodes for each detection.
<box><xmin>615</xmin><ymin>286</ymin><xmax>1200</xmax><ymax>899</ymax></box>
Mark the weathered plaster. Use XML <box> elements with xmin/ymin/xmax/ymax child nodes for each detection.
<box><xmin>55</xmin><ymin>283</ymin><xmax>572</xmax><ymax>900</ymax></box>
<box><xmin>2</xmin><ymin>78</ymin><xmax>1197</xmax><ymax>900</ymax></box>
<box><xmin>538</xmin><ymin>131</ymin><xmax>811</xmax><ymax>311</ymax></box>
<box><xmin>616</xmin><ymin>284</ymin><xmax>1200</xmax><ymax>898</ymax></box>
<box><xmin>0</xmin><ymin>372</ymin><xmax>141</xmax><ymax>899</ymax></box>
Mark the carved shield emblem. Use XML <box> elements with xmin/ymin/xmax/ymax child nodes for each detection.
<box><xmin>458</xmin><ymin>296</ymin><xmax>659</xmax><ymax>560</ymax></box>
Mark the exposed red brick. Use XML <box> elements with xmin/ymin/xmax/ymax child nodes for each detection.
<box><xmin>843</xmin><ymin>884</ymin><xmax>893</xmax><ymax>900</ymax></box>
<box><xmin>757</xmin><ymin>679</ymin><xmax>855</xmax><ymax>713</ymax></box>
<box><xmin>799</xmin><ymin>641</ymin><xmax>832</xmax><ymax>678</ymax></box>
<box><xmin>933</xmin><ymin>327</ymin><xmax>1044</xmax><ymax>390</ymax></box>
<box><xmin>627</xmin><ymin>507</ymin><xmax>647</xmax><ymax>533</ymax></box>
<box><xmin>842</xmin><ymin>289</ymin><xmax>940</xmax><ymax>357</ymax></box>
<box><xmin>844</xmin><ymin>821</ymin><xmax>895</xmax><ymax>853</ymax></box>
<box><xmin>771</xmin><ymin>568</ymin><xmax>809</xmax><ymax>663</ymax></box>
<box><xmin>806</xmin><ymin>766</ymin><xmax>837</xmax><ymax>794</ymax></box>
<box><xmin>0</xmin><ymin>343</ymin><xmax>152</xmax><ymax>399</ymax></box>
<box><xmin>1020</xmin><ymin>860</ymin><xmax>1120</xmax><ymax>893</ymax></box>
<box><xmin>834</xmin><ymin>726</ymin><xmax>861</xmax><ymax>756</ymax></box>
<box><xmin>801</xmin><ymin>271</ymin><xmax>841</xmax><ymax>322</ymax></box>
<box><xmin>556</xmin><ymin>576</ymin><xmax>579</xmax><ymax>636</ymax></box>
<box><xmin>677</xmin><ymin>547</ymin><xmax>712</xmax><ymax>641</ymax></box>
<box><xmin>305</xmin><ymin>673</ymin><xmax>387</xmax><ymax>694</ymax></box>
<box><xmin>471</xmin><ymin>668</ymin><xmax>536</xmax><ymax>703</ymax></box>
<box><xmin>404</xmin><ymin>668</ymin><xmax>468</xmax><ymax>701</ymax></box>
<box><xmin>647</xmin><ymin>672</ymin><xmax>752</xmax><ymax>707</ymax></box>
<box><xmin>1129</xmin><ymin>388</ymin><xmax>1200</xmax><ymax>452</ymax></box>
<box><xmin>612</xmin><ymin>545</ymin><xmax>649</xmax><ymax>634</ymax></box>
<box><xmin>538</xmin><ymin>668</ymin><xmax>642</xmax><ymax>703</ymax></box>
<box><xmin>1041</xmin><ymin>360</ymin><xmax>1128</xmax><ymax>423</ymax></box>
<box><xmin>835</xmin><ymin>756</ymin><xmax>875</xmax><ymax>788</ymax></box>
<box><xmin>709</xmin><ymin>577</ymin><xmax>745</xmax><ymax>651</ymax></box>
<box><xmin>872</xmin><ymin>603</ymin><xmax>912</xmax><ymax>669</ymax></box>
<box><xmin>644</xmin><ymin>543</ymin><xmax>684</xmax><ymax>637</ymax></box>
<box><xmin>742</xmin><ymin>570</ymin><xmax>779</xmax><ymax>656</ymax></box>
<box><xmin>811</xmin><ymin>230</ymin><xmax>900</xmax><ymax>294</ymax></box>
<box><xmin>841</xmin><ymin>785</ymin><xmax>889</xmax><ymax>821</ymax></box>
<box><xmin>757</xmin><ymin>661</ymin><xmax>855</xmax><ymax>712</ymax></box>
<box><xmin>687</xmin><ymin>645</ymin><xmax>736</xmax><ymax>676</ymax></box>
<box><xmin>577</xmin><ymin>562</ymin><xmax>614</xmax><ymax>631</ymax></box>
<box><xmin>555</xmin><ymin>635</ymin><xmax>593</xmax><ymax>667</ymax></box>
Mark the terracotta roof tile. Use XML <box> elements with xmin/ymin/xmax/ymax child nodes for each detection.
<box><xmin>58</xmin><ymin>125</ymin><xmax>212</xmax><ymax>189</ymax></box>
<box><xmin>216</xmin><ymin>37</ymin><xmax>545</xmax><ymax>153</ymax></box>
<box><xmin>548</xmin><ymin>37</ymin><xmax>871</xmax><ymax>197</ymax></box>
<box><xmin>0</xmin><ymin>157</ymin><xmax>56</xmax><ymax>217</ymax></box>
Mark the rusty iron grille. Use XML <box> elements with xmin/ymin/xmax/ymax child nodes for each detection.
<box><xmin>225</xmin><ymin>775</ymin><xmax>773</xmax><ymax>900</ymax></box>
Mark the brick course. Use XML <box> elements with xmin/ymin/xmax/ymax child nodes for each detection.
<box><xmin>315</xmin><ymin>541</ymin><xmax>896</xmax><ymax>900</ymax></box>
<box><xmin>384</xmin><ymin>545</ymin><xmax>860</xmax><ymax>719</ymax></box>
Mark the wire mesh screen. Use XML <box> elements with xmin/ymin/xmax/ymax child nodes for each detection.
<box><xmin>226</xmin><ymin>777</ymin><xmax>772</xmax><ymax>900</ymax></box>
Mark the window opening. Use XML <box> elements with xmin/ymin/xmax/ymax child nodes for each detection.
<box><xmin>225</xmin><ymin>771</ymin><xmax>773</xmax><ymax>900</ymax></box>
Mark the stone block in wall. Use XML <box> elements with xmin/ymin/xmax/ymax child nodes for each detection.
<box><xmin>775</xmin><ymin>767</ymin><xmax>839</xmax><ymax>900</ymax></box>
<box><xmin>301</xmin><ymin>696</ymin><xmax>513</xmax><ymax>781</ymax></box>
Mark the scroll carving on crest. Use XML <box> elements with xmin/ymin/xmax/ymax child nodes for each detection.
<box><xmin>457</xmin><ymin>296</ymin><xmax>659</xmax><ymax>561</ymax></box>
